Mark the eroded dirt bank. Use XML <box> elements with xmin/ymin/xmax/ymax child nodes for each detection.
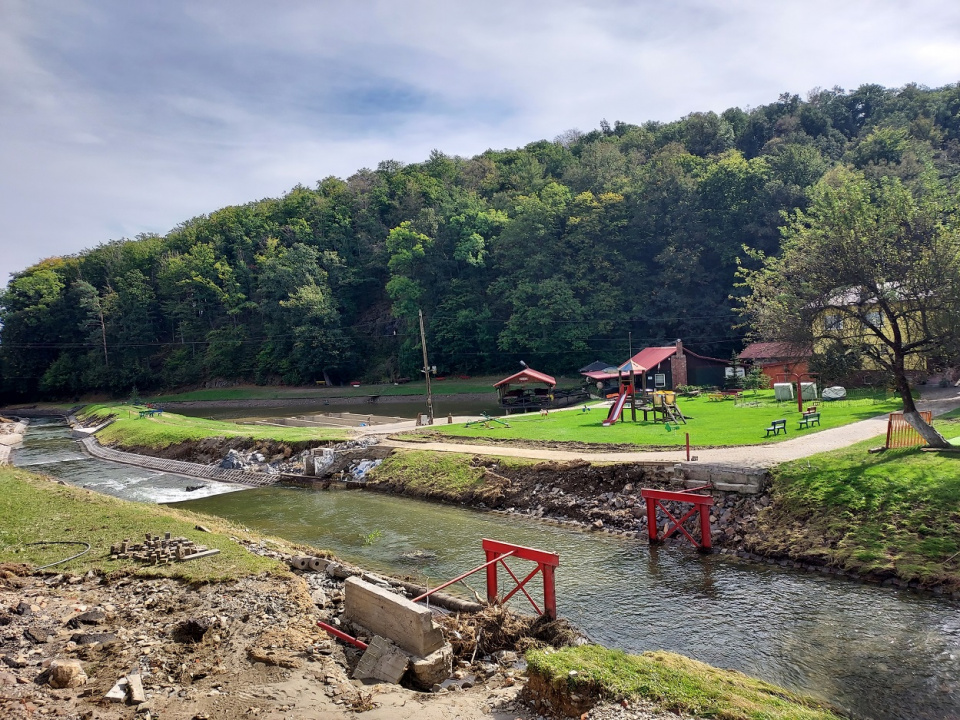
<box><xmin>0</xmin><ymin>551</ymin><xmax>684</xmax><ymax>720</ymax></box>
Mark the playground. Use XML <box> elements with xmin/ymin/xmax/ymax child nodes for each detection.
<box><xmin>432</xmin><ymin>388</ymin><xmax>905</xmax><ymax>447</ymax></box>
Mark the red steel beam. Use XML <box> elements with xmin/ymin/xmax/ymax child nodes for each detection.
<box><xmin>317</xmin><ymin>620</ymin><xmax>368</xmax><ymax>650</ymax></box>
<box><xmin>412</xmin><ymin>551</ymin><xmax>513</xmax><ymax>602</ymax></box>
<box><xmin>482</xmin><ymin>538</ymin><xmax>559</xmax><ymax>567</ymax></box>
<box><xmin>640</xmin><ymin>488</ymin><xmax>714</xmax><ymax>505</ymax></box>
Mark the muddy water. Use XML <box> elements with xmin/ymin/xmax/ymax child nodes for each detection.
<box><xmin>12</xmin><ymin>421</ymin><xmax>960</xmax><ymax>720</ymax></box>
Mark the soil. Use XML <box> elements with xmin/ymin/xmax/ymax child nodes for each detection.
<box><xmin>405</xmin><ymin>431</ymin><xmax>713</xmax><ymax>453</ymax></box>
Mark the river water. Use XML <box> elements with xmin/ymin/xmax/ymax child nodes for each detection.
<box><xmin>12</xmin><ymin>420</ymin><xmax>960</xmax><ymax>720</ymax></box>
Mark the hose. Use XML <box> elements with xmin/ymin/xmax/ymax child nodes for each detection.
<box><xmin>25</xmin><ymin>541</ymin><xmax>92</xmax><ymax>570</ymax></box>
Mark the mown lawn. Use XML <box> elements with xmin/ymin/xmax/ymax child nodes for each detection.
<box><xmin>0</xmin><ymin>466</ymin><xmax>287</xmax><ymax>582</ymax></box>
<box><xmin>527</xmin><ymin>645</ymin><xmax>841</xmax><ymax>720</ymax></box>
<box><xmin>754</xmin><ymin>410</ymin><xmax>960</xmax><ymax>586</ymax></box>
<box><xmin>430</xmin><ymin>389</ymin><xmax>902</xmax><ymax>447</ymax></box>
<box><xmin>82</xmin><ymin>403</ymin><xmax>350</xmax><ymax>448</ymax></box>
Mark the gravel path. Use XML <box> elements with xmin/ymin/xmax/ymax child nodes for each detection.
<box><xmin>375</xmin><ymin>388</ymin><xmax>960</xmax><ymax>468</ymax></box>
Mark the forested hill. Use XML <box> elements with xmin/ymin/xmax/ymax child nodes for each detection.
<box><xmin>3</xmin><ymin>83</ymin><xmax>960</xmax><ymax>399</ymax></box>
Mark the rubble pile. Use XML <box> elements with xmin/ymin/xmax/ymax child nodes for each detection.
<box><xmin>109</xmin><ymin>533</ymin><xmax>219</xmax><ymax>565</ymax></box>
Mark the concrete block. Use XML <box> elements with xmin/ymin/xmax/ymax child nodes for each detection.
<box><xmin>409</xmin><ymin>643</ymin><xmax>453</xmax><ymax>689</ymax></box>
<box><xmin>344</xmin><ymin>577</ymin><xmax>444</xmax><ymax>656</ymax></box>
<box><xmin>352</xmin><ymin>636</ymin><xmax>409</xmax><ymax>683</ymax></box>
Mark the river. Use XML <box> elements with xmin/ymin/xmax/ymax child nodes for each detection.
<box><xmin>12</xmin><ymin>419</ymin><xmax>960</xmax><ymax>720</ymax></box>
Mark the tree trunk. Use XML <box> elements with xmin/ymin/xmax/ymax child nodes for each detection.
<box><xmin>894</xmin><ymin>363</ymin><xmax>950</xmax><ymax>448</ymax></box>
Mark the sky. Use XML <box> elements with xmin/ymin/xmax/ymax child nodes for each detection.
<box><xmin>2</xmin><ymin>0</ymin><xmax>959</xmax><ymax>285</ymax></box>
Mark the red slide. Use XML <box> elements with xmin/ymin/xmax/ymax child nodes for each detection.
<box><xmin>602</xmin><ymin>388</ymin><xmax>629</xmax><ymax>426</ymax></box>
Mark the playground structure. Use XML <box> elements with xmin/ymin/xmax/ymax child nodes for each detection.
<box><xmin>602</xmin><ymin>359</ymin><xmax>687</xmax><ymax>427</ymax></box>
<box><xmin>464</xmin><ymin>412</ymin><xmax>511</xmax><ymax>429</ymax></box>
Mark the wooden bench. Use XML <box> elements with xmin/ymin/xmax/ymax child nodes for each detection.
<box><xmin>765</xmin><ymin>419</ymin><xmax>787</xmax><ymax>436</ymax></box>
<box><xmin>798</xmin><ymin>412</ymin><xmax>821</xmax><ymax>429</ymax></box>
<box><xmin>707</xmin><ymin>393</ymin><xmax>725</xmax><ymax>402</ymax></box>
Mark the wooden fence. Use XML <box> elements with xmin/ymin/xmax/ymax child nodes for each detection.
<box><xmin>885</xmin><ymin>411</ymin><xmax>932</xmax><ymax>449</ymax></box>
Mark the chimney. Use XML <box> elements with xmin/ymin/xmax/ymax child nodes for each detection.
<box><xmin>672</xmin><ymin>339</ymin><xmax>688</xmax><ymax>388</ymax></box>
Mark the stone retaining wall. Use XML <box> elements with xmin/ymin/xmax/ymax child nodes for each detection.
<box><xmin>625</xmin><ymin>460</ymin><xmax>769</xmax><ymax>494</ymax></box>
<box><xmin>78</xmin><ymin>437</ymin><xmax>280</xmax><ymax>488</ymax></box>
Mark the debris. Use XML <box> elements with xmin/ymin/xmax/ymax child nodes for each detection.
<box><xmin>352</xmin><ymin>636</ymin><xmax>409</xmax><ymax>684</ymax></box>
<box><xmin>48</xmin><ymin>659</ymin><xmax>87</xmax><ymax>689</ymax></box>
<box><xmin>105</xmin><ymin>677</ymin><xmax>130</xmax><ymax>702</ymax></box>
<box><xmin>109</xmin><ymin>533</ymin><xmax>218</xmax><ymax>565</ymax></box>
<box><xmin>128</xmin><ymin>672</ymin><xmax>146</xmax><ymax>704</ymax></box>
<box><xmin>409</xmin><ymin>643</ymin><xmax>453</xmax><ymax>689</ymax></box>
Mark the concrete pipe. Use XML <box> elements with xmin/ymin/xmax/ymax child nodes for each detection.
<box><xmin>308</xmin><ymin>556</ymin><xmax>326</xmax><ymax>572</ymax></box>
<box><xmin>290</xmin><ymin>556</ymin><xmax>310</xmax><ymax>570</ymax></box>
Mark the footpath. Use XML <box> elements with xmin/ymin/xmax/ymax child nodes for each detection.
<box><xmin>374</xmin><ymin>387</ymin><xmax>960</xmax><ymax>468</ymax></box>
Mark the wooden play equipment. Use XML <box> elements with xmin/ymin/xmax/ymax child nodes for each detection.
<box><xmin>464</xmin><ymin>412</ymin><xmax>511</xmax><ymax>429</ymax></box>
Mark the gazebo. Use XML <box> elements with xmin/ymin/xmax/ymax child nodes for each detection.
<box><xmin>494</xmin><ymin>368</ymin><xmax>557</xmax><ymax>413</ymax></box>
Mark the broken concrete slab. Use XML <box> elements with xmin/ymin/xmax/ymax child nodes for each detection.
<box><xmin>344</xmin><ymin>577</ymin><xmax>444</xmax><ymax>657</ymax></box>
<box><xmin>352</xmin><ymin>636</ymin><xmax>409</xmax><ymax>684</ymax></box>
<box><xmin>128</xmin><ymin>672</ymin><xmax>146</xmax><ymax>703</ymax></box>
<box><xmin>105</xmin><ymin>677</ymin><xmax>129</xmax><ymax>702</ymax></box>
<box><xmin>409</xmin><ymin>642</ymin><xmax>453</xmax><ymax>689</ymax></box>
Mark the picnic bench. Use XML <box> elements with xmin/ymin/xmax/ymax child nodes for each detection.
<box><xmin>798</xmin><ymin>412</ymin><xmax>821</xmax><ymax>429</ymax></box>
<box><xmin>138</xmin><ymin>409</ymin><xmax>162</xmax><ymax>419</ymax></box>
<box><xmin>765</xmin><ymin>419</ymin><xmax>787</xmax><ymax>436</ymax></box>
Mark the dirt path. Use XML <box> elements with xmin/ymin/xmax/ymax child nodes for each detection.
<box><xmin>374</xmin><ymin>388</ymin><xmax>960</xmax><ymax>468</ymax></box>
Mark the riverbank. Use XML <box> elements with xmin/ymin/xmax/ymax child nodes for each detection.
<box><xmin>63</xmin><ymin>401</ymin><xmax>960</xmax><ymax>594</ymax></box>
<box><xmin>363</xmin><ymin>443</ymin><xmax>960</xmax><ymax>595</ymax></box>
<box><xmin>0</xmin><ymin>466</ymin><xmax>841</xmax><ymax>720</ymax></box>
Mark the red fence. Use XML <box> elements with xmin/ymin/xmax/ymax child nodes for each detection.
<box><xmin>885</xmin><ymin>411</ymin><xmax>932</xmax><ymax>449</ymax></box>
<box><xmin>640</xmin><ymin>488</ymin><xmax>713</xmax><ymax>551</ymax></box>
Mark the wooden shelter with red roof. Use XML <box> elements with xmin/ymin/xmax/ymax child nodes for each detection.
<box><xmin>494</xmin><ymin>367</ymin><xmax>587</xmax><ymax>414</ymax></box>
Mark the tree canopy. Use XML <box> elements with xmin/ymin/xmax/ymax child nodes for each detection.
<box><xmin>4</xmin><ymin>82</ymin><xmax>960</xmax><ymax>400</ymax></box>
<box><xmin>738</xmin><ymin>166</ymin><xmax>960</xmax><ymax>445</ymax></box>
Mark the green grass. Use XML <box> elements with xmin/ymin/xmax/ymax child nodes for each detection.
<box><xmin>526</xmin><ymin>645</ymin><xmax>841</xmax><ymax>720</ymax></box>
<box><xmin>82</xmin><ymin>403</ymin><xmax>350</xmax><ymax>448</ymax></box>
<box><xmin>755</xmin><ymin>410</ymin><xmax>960</xmax><ymax>586</ymax></box>
<box><xmin>429</xmin><ymin>389</ymin><xmax>902</xmax><ymax>447</ymax></box>
<box><xmin>0</xmin><ymin>466</ymin><xmax>287</xmax><ymax>582</ymax></box>
<box><xmin>370</xmin><ymin>450</ymin><xmax>488</xmax><ymax>496</ymax></box>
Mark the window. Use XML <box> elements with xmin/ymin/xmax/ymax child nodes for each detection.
<box><xmin>654</xmin><ymin>373</ymin><xmax>666</xmax><ymax>387</ymax></box>
<box><xmin>864</xmin><ymin>310</ymin><xmax>884</xmax><ymax>328</ymax></box>
<box><xmin>725</xmin><ymin>366</ymin><xmax>745</xmax><ymax>378</ymax></box>
<box><xmin>823</xmin><ymin>314</ymin><xmax>843</xmax><ymax>331</ymax></box>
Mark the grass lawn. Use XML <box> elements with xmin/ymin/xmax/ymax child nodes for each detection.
<box><xmin>0</xmin><ymin>466</ymin><xmax>288</xmax><ymax>582</ymax></box>
<box><xmin>82</xmin><ymin>403</ymin><xmax>350</xmax><ymax>449</ymax></box>
<box><xmin>526</xmin><ymin>645</ymin><xmax>841</xmax><ymax>720</ymax></box>
<box><xmin>144</xmin><ymin>375</ymin><xmax>572</xmax><ymax>403</ymax></box>
<box><xmin>754</xmin><ymin>409</ymin><xmax>960</xmax><ymax>586</ymax></box>
<box><xmin>430</xmin><ymin>389</ymin><xmax>902</xmax><ymax>447</ymax></box>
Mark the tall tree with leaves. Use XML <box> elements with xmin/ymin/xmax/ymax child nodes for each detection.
<box><xmin>738</xmin><ymin>166</ymin><xmax>960</xmax><ymax>447</ymax></box>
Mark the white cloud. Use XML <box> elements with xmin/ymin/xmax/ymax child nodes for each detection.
<box><xmin>1</xmin><ymin>0</ymin><xmax>958</xmax><ymax>283</ymax></box>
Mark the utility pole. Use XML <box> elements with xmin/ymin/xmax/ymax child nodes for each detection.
<box><xmin>419</xmin><ymin>309</ymin><xmax>434</xmax><ymax>424</ymax></box>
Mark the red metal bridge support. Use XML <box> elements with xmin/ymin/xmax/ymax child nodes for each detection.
<box><xmin>483</xmin><ymin>538</ymin><xmax>560</xmax><ymax>619</ymax></box>
<box><xmin>640</xmin><ymin>488</ymin><xmax>713</xmax><ymax>552</ymax></box>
